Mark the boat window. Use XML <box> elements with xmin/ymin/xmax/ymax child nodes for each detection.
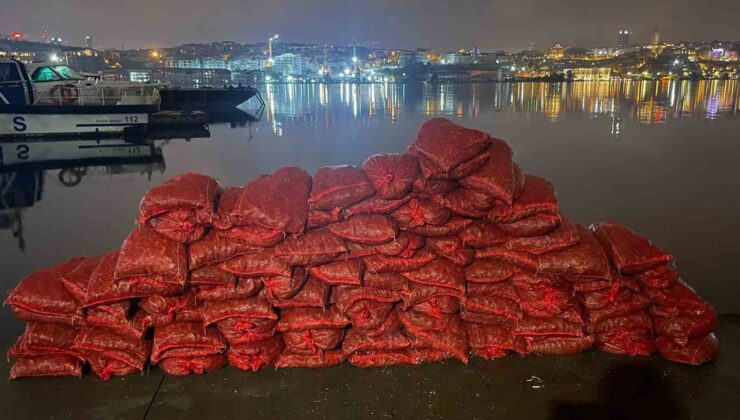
<box><xmin>31</xmin><ymin>67</ymin><xmax>61</xmax><ymax>82</ymax></box>
<box><xmin>53</xmin><ymin>65</ymin><xmax>84</xmax><ymax>80</ymax></box>
<box><xmin>0</xmin><ymin>62</ymin><xmax>21</xmax><ymax>82</ymax></box>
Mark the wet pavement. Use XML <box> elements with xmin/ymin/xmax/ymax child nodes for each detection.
<box><xmin>2</xmin><ymin>314</ymin><xmax>738</xmax><ymax>420</ymax></box>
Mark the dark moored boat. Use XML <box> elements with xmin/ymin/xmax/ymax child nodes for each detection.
<box><xmin>159</xmin><ymin>86</ymin><xmax>262</xmax><ymax>111</ymax></box>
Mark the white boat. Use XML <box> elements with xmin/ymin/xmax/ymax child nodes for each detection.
<box><xmin>0</xmin><ymin>58</ymin><xmax>159</xmax><ymax>138</ymax></box>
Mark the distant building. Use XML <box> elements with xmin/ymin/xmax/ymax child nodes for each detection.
<box><xmin>617</xmin><ymin>30</ymin><xmax>631</xmax><ymax>47</ymax></box>
<box><xmin>271</xmin><ymin>53</ymin><xmax>304</xmax><ymax>75</ymax></box>
<box><xmin>548</xmin><ymin>44</ymin><xmax>566</xmax><ymax>59</ymax></box>
<box><xmin>567</xmin><ymin>67</ymin><xmax>612</xmax><ymax>81</ymax></box>
<box><xmin>650</xmin><ymin>29</ymin><xmax>661</xmax><ymax>46</ymax></box>
<box><xmin>85</xmin><ymin>36</ymin><xmax>93</xmax><ymax>50</ymax></box>
<box><xmin>150</xmin><ymin>68</ymin><xmax>231</xmax><ymax>87</ymax></box>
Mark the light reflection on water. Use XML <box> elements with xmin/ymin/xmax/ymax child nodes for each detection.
<box><xmin>261</xmin><ymin>80</ymin><xmax>740</xmax><ymax>136</ymax></box>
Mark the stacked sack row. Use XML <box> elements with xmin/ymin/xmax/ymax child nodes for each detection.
<box><xmin>4</xmin><ymin>118</ymin><xmax>719</xmax><ymax>380</ymax></box>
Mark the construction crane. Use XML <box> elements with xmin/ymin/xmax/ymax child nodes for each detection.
<box><xmin>266</xmin><ymin>34</ymin><xmax>279</xmax><ymax>67</ymax></box>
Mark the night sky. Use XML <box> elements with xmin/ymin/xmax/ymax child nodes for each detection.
<box><xmin>2</xmin><ymin>0</ymin><xmax>738</xmax><ymax>51</ymax></box>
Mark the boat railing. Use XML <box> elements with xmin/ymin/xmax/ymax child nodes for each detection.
<box><xmin>32</xmin><ymin>85</ymin><xmax>161</xmax><ymax>107</ymax></box>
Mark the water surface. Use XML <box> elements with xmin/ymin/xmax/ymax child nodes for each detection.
<box><xmin>1</xmin><ymin>80</ymin><xmax>738</xmax><ymax>331</ymax></box>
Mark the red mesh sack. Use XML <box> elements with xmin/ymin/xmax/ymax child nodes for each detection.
<box><xmin>361</xmin><ymin>153</ymin><xmax>419</xmax><ymax>199</ymax></box>
<box><xmin>633</xmin><ymin>264</ymin><xmax>679</xmax><ymax>290</ymax></box>
<box><xmin>215</xmin><ymin>224</ymin><xmax>285</xmax><ymax>247</ymax></box>
<box><xmin>474</xmin><ymin>247</ymin><xmax>538</xmax><ymax>270</ymax></box>
<box><xmin>412</xmin><ymin>177</ymin><xmax>458</xmax><ymax>196</ymax></box>
<box><xmin>536</xmin><ymin>225</ymin><xmax>610</xmax><ymax>279</ymax></box>
<box><xmin>9</xmin><ymin>355</ymin><xmax>83</xmax><ymax>380</ymax></box>
<box><xmin>465</xmin><ymin>259</ymin><xmax>518</xmax><ymax>283</ymax></box>
<box><xmin>342</xmin><ymin>328</ymin><xmax>411</xmax><ymax>357</ymax></box>
<box><xmin>150</xmin><ymin>322</ymin><xmax>226</xmax><ymax>364</ymax></box>
<box><xmin>407</xmin><ymin>217</ymin><xmax>472</xmax><ymax>237</ymax></box>
<box><xmin>86</xmin><ymin>302</ymin><xmax>147</xmax><ymax>339</ymax></box>
<box><xmin>410</xmin><ymin>296</ymin><xmax>460</xmax><ymax>319</ymax></box>
<box><xmin>400</xmin><ymin>310</ymin><xmax>469</xmax><ymax>363</ymax></box>
<box><xmin>274</xmin><ymin>349</ymin><xmax>344</xmax><ymax>368</ymax></box>
<box><xmin>448</xmin><ymin>151</ymin><xmax>491</xmax><ymax>180</ymax></box>
<box><xmin>571</xmin><ymin>278</ymin><xmax>614</xmax><ymax>293</ymax></box>
<box><xmin>467</xmin><ymin>281</ymin><xmax>520</xmax><ymax>302</ymax></box>
<box><xmin>345</xmin><ymin>196</ymin><xmax>409</xmax><ymax>219</ymax></box>
<box><xmin>84</xmin><ymin>353</ymin><xmax>139</xmax><ymax>380</ymax></box>
<box><xmin>432</xmin><ymin>188</ymin><xmax>491</xmax><ymax>218</ymax></box>
<box><xmin>460</xmin><ymin>309</ymin><xmax>516</xmax><ymax>326</ymax></box>
<box><xmin>309</xmin><ymin>259</ymin><xmax>364</xmax><ymax>286</ymax></box>
<box><xmin>212</xmin><ymin>186</ymin><xmax>241</xmax><ymax>229</ymax></box>
<box><xmin>196</xmin><ymin>278</ymin><xmax>262</xmax><ymax>302</ymax></box>
<box><xmin>72</xmin><ymin>325</ymin><xmax>151</xmax><ymax>370</ymax></box>
<box><xmin>329</xmin><ymin>214</ymin><xmax>397</xmax><ymax>245</ymax></box>
<box><xmin>140</xmin><ymin>293</ymin><xmax>197</xmax><ymax>317</ymax></box>
<box><xmin>273</xmin><ymin>228</ymin><xmax>347</xmax><ymax>266</ymax></box>
<box><xmin>460</xmin><ymin>220</ymin><xmax>507</xmax><ymax>248</ymax></box>
<box><xmin>363</xmin><ymin>248</ymin><xmax>436</xmax><ymax>273</ymax></box>
<box><xmin>308</xmin><ymin>165</ymin><xmax>375</xmax><ymax>210</ymax></box>
<box><xmin>426</xmin><ymin>236</ymin><xmax>475</xmax><ymax>266</ymax></box>
<box><xmin>276</xmin><ymin>307</ymin><xmax>350</xmax><ymax>331</ymax></box>
<box><xmin>5</xmin><ymin>257</ymin><xmax>85</xmax><ymax>325</ymax></box>
<box><xmin>84</xmin><ymin>251</ymin><xmax>182</xmax><ymax>307</ymax></box>
<box><xmin>591</xmin><ymin>312</ymin><xmax>653</xmax><ymax>334</ymax></box>
<box><xmin>114</xmin><ymin>227</ymin><xmax>188</xmax><ymax>286</ymax></box>
<box><xmin>392</xmin><ymin>198</ymin><xmax>451</xmax><ymax>229</ymax></box>
<box><xmin>262</xmin><ymin>268</ymin><xmax>308</xmax><ymax>300</ymax></box>
<box><xmin>307</xmin><ymin>208</ymin><xmax>343</xmax><ymax>230</ymax></box>
<box><xmin>497</xmin><ymin>213</ymin><xmax>561</xmax><ymax>238</ymax></box>
<box><xmin>642</xmin><ymin>279</ymin><xmax>713</xmax><ymax>317</ymax></box>
<box><xmin>190</xmin><ymin>264</ymin><xmax>234</xmax><ymax>286</ymax></box>
<box><xmin>374</xmin><ymin>232</ymin><xmax>425</xmax><ymax>257</ymax></box>
<box><xmin>458</xmin><ymin>139</ymin><xmax>524</xmax><ymax>205</ymax></box>
<box><xmin>502</xmin><ymin>216</ymin><xmax>579</xmax><ymax>255</ymax></box>
<box><xmin>159</xmin><ymin>354</ymin><xmax>227</xmax><ymax>376</ymax></box>
<box><xmin>345</xmin><ymin>300</ymin><xmax>396</xmax><ymax>329</ymax></box>
<box><xmin>525</xmin><ymin>335</ymin><xmax>594</xmax><ymax>355</ymax></box>
<box><xmin>8</xmin><ymin>322</ymin><xmax>82</xmax><ymax>359</ymax></box>
<box><xmin>403</xmin><ymin>281</ymin><xmax>464</xmax><ymax>311</ymax></box>
<box><xmin>655</xmin><ymin>333</ymin><xmax>718</xmax><ymax>365</ymax></box>
<box><xmin>188</xmin><ymin>230</ymin><xmax>262</xmax><ymax>270</ymax></box>
<box><xmin>227</xmin><ymin>335</ymin><xmax>284</xmax><ymax>371</ymax></box>
<box><xmin>60</xmin><ymin>255</ymin><xmax>103</xmax><ymax>302</ymax></box>
<box><xmin>220</xmin><ymin>249</ymin><xmax>292</xmax><ymax>278</ymax></box>
<box><xmin>343</xmin><ymin>328</ymin><xmax>411</xmax><ymax>358</ymax></box>
<box><xmin>585</xmin><ymin>291</ymin><xmax>651</xmax><ymax>325</ymax></box>
<box><xmin>408</xmin><ymin>117</ymin><xmax>491</xmax><ymax>176</ymax></box>
<box><xmin>488</xmin><ymin>175</ymin><xmax>558</xmax><ymax>223</ymax></box>
<box><xmin>594</xmin><ymin>328</ymin><xmax>655</xmax><ymax>356</ymax></box>
<box><xmin>233</xmin><ymin>166</ymin><xmax>311</xmax><ymax>234</ymax></box>
<box><xmin>653</xmin><ymin>311</ymin><xmax>717</xmax><ymax>346</ymax></box>
<box><xmin>138</xmin><ymin>172</ymin><xmax>219</xmax><ymax>243</ymax></box>
<box><xmin>283</xmin><ymin>328</ymin><xmax>345</xmax><ymax>355</ymax></box>
<box><xmin>201</xmin><ymin>295</ymin><xmax>277</xmax><ymax>326</ymax></box>
<box><xmin>464</xmin><ymin>293</ymin><xmax>522</xmax><ymax>320</ymax></box>
<box><xmin>362</xmin><ymin>271</ymin><xmax>408</xmax><ymax>291</ymax></box>
<box><xmin>465</xmin><ymin>322</ymin><xmax>527</xmax><ymax>357</ymax></box>
<box><xmin>267</xmin><ymin>276</ymin><xmax>330</xmax><ymax>309</ymax></box>
<box><xmin>591</xmin><ymin>221</ymin><xmax>672</xmax><ymax>275</ymax></box>
<box><xmin>512</xmin><ymin>315</ymin><xmax>585</xmax><ymax>337</ymax></box>
<box><xmin>217</xmin><ymin>317</ymin><xmax>277</xmax><ymax>344</ymax></box>
<box><xmin>332</xmin><ymin>285</ymin><xmax>404</xmax><ymax>313</ymax></box>
<box><xmin>401</xmin><ymin>258</ymin><xmax>465</xmax><ymax>294</ymax></box>
<box><xmin>347</xmin><ymin>349</ymin><xmax>418</xmax><ymax>368</ymax></box>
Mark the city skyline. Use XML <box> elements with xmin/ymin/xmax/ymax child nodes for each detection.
<box><xmin>2</xmin><ymin>0</ymin><xmax>739</xmax><ymax>51</ymax></box>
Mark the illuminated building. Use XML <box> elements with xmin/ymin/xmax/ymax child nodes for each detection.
<box><xmin>548</xmin><ymin>44</ymin><xmax>566</xmax><ymax>59</ymax></box>
<box><xmin>567</xmin><ymin>67</ymin><xmax>612</xmax><ymax>81</ymax></box>
<box><xmin>272</xmin><ymin>53</ymin><xmax>304</xmax><ymax>76</ymax></box>
<box><xmin>85</xmin><ymin>35</ymin><xmax>94</xmax><ymax>49</ymax></box>
<box><xmin>617</xmin><ymin>30</ymin><xmax>631</xmax><ymax>47</ymax></box>
<box><xmin>650</xmin><ymin>29</ymin><xmax>662</xmax><ymax>45</ymax></box>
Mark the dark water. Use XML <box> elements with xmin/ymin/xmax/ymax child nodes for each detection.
<box><xmin>1</xmin><ymin>80</ymin><xmax>738</xmax><ymax>331</ymax></box>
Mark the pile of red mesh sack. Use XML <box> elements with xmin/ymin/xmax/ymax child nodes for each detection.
<box><xmin>4</xmin><ymin>117</ymin><xmax>719</xmax><ymax>379</ymax></box>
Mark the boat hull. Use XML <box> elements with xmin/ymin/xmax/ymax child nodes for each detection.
<box><xmin>0</xmin><ymin>105</ymin><xmax>154</xmax><ymax>139</ymax></box>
